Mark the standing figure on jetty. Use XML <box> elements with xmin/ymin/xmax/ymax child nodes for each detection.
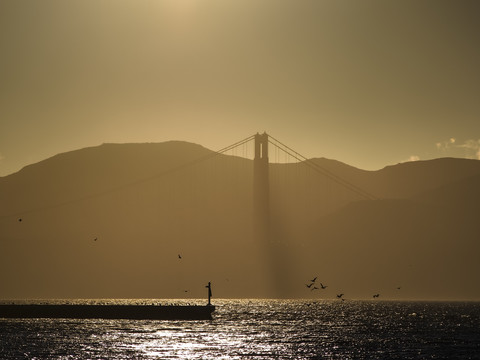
<box><xmin>206</xmin><ymin>282</ymin><xmax>212</xmax><ymax>306</ymax></box>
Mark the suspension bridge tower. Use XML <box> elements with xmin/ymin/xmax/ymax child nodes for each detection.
<box><xmin>254</xmin><ymin>132</ymin><xmax>270</xmax><ymax>242</ymax></box>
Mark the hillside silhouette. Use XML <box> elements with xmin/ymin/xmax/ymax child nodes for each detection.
<box><xmin>1</xmin><ymin>142</ymin><xmax>479</xmax><ymax>300</ymax></box>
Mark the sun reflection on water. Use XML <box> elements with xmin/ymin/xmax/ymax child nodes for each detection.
<box><xmin>1</xmin><ymin>299</ymin><xmax>479</xmax><ymax>359</ymax></box>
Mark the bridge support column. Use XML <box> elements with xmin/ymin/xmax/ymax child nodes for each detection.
<box><xmin>254</xmin><ymin>132</ymin><xmax>270</xmax><ymax>242</ymax></box>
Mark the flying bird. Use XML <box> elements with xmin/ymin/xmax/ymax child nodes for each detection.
<box><xmin>18</xmin><ymin>218</ymin><xmax>22</xmax><ymax>222</ymax></box>
<box><xmin>311</xmin><ymin>286</ymin><xmax>319</xmax><ymax>291</ymax></box>
<box><xmin>373</xmin><ymin>294</ymin><xmax>380</xmax><ymax>298</ymax></box>
<box><xmin>178</xmin><ymin>254</ymin><xmax>182</xmax><ymax>259</ymax></box>
<box><xmin>320</xmin><ymin>283</ymin><xmax>327</xmax><ymax>289</ymax></box>
<box><xmin>94</xmin><ymin>238</ymin><xmax>97</xmax><ymax>241</ymax></box>
<box><xmin>310</xmin><ymin>277</ymin><xmax>317</xmax><ymax>283</ymax></box>
<box><xmin>336</xmin><ymin>293</ymin><xmax>344</xmax><ymax>299</ymax></box>
<box><xmin>306</xmin><ymin>283</ymin><xmax>314</xmax><ymax>289</ymax></box>
<box><xmin>397</xmin><ymin>287</ymin><xmax>401</xmax><ymax>290</ymax></box>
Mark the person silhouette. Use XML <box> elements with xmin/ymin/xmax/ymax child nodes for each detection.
<box><xmin>206</xmin><ymin>282</ymin><xmax>212</xmax><ymax>306</ymax></box>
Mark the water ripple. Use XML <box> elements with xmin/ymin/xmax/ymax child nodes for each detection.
<box><xmin>1</xmin><ymin>299</ymin><xmax>479</xmax><ymax>359</ymax></box>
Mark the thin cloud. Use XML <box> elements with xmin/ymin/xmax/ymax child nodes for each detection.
<box><xmin>402</xmin><ymin>155</ymin><xmax>420</xmax><ymax>163</ymax></box>
<box><xmin>456</xmin><ymin>139</ymin><xmax>480</xmax><ymax>160</ymax></box>
<box><xmin>457</xmin><ymin>139</ymin><xmax>480</xmax><ymax>149</ymax></box>
<box><xmin>436</xmin><ymin>138</ymin><xmax>480</xmax><ymax>160</ymax></box>
<box><xmin>436</xmin><ymin>137</ymin><xmax>456</xmax><ymax>151</ymax></box>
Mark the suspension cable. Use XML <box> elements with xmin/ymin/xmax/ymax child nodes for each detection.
<box><xmin>268</xmin><ymin>134</ymin><xmax>378</xmax><ymax>201</ymax></box>
<box><xmin>0</xmin><ymin>132</ymin><xmax>377</xmax><ymax>220</ymax></box>
<box><xmin>0</xmin><ymin>135</ymin><xmax>257</xmax><ymax>220</ymax></box>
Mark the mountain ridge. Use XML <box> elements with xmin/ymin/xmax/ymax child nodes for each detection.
<box><xmin>1</xmin><ymin>141</ymin><xmax>479</xmax><ymax>299</ymax></box>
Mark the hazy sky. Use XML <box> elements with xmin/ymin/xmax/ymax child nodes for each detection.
<box><xmin>1</xmin><ymin>0</ymin><xmax>479</xmax><ymax>176</ymax></box>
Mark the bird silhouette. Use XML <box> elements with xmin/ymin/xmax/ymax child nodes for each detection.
<box><xmin>397</xmin><ymin>287</ymin><xmax>401</xmax><ymax>290</ymax></box>
<box><xmin>373</xmin><ymin>294</ymin><xmax>380</xmax><ymax>298</ymax></box>
<box><xmin>94</xmin><ymin>237</ymin><xmax>97</xmax><ymax>241</ymax></box>
<box><xmin>320</xmin><ymin>283</ymin><xmax>327</xmax><ymax>289</ymax></box>
<box><xmin>306</xmin><ymin>283</ymin><xmax>314</xmax><ymax>289</ymax></box>
<box><xmin>336</xmin><ymin>293</ymin><xmax>344</xmax><ymax>299</ymax></box>
<box><xmin>310</xmin><ymin>277</ymin><xmax>317</xmax><ymax>283</ymax></box>
<box><xmin>178</xmin><ymin>254</ymin><xmax>182</xmax><ymax>259</ymax></box>
<box><xmin>311</xmin><ymin>286</ymin><xmax>319</xmax><ymax>291</ymax></box>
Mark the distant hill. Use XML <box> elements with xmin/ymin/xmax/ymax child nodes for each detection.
<box><xmin>1</xmin><ymin>142</ymin><xmax>479</xmax><ymax>300</ymax></box>
<box><xmin>307</xmin><ymin>157</ymin><xmax>480</xmax><ymax>199</ymax></box>
<box><xmin>297</xmin><ymin>166</ymin><xmax>480</xmax><ymax>301</ymax></box>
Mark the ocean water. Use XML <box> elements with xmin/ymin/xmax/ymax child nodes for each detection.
<box><xmin>1</xmin><ymin>299</ymin><xmax>479</xmax><ymax>359</ymax></box>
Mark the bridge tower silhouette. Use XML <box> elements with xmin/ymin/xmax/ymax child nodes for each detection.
<box><xmin>253</xmin><ymin>132</ymin><xmax>270</xmax><ymax>243</ymax></box>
